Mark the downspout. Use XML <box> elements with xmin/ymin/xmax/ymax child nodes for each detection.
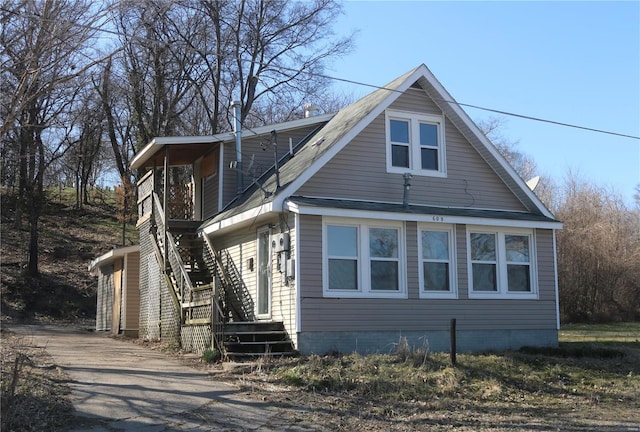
<box><xmin>231</xmin><ymin>100</ymin><xmax>242</xmax><ymax>194</ymax></box>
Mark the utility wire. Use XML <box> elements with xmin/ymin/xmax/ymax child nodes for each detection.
<box><xmin>288</xmin><ymin>65</ymin><xmax>640</xmax><ymax>141</ymax></box>
<box><xmin>3</xmin><ymin>5</ymin><xmax>638</xmax><ymax>141</ymax></box>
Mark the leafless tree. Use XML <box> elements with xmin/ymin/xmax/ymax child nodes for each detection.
<box><xmin>555</xmin><ymin>174</ymin><xmax>640</xmax><ymax>322</ymax></box>
<box><xmin>1</xmin><ymin>0</ymin><xmax>102</xmax><ymax>275</ymax></box>
<box><xmin>477</xmin><ymin>116</ymin><xmax>554</xmax><ymax>204</ymax></box>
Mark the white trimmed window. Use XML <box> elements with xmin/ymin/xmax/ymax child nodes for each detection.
<box><xmin>418</xmin><ymin>224</ymin><xmax>457</xmax><ymax>299</ymax></box>
<box><xmin>467</xmin><ymin>227</ymin><xmax>537</xmax><ymax>299</ymax></box>
<box><xmin>323</xmin><ymin>218</ymin><xmax>406</xmax><ymax>298</ymax></box>
<box><xmin>386</xmin><ymin>110</ymin><xmax>446</xmax><ymax>177</ymax></box>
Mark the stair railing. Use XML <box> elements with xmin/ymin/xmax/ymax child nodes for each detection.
<box><xmin>151</xmin><ymin>192</ymin><xmax>185</xmax><ymax>313</ymax></box>
<box><xmin>151</xmin><ymin>191</ymin><xmax>226</xmax><ymax>353</ymax></box>
<box><xmin>202</xmin><ymin>235</ymin><xmax>247</xmax><ymax>320</ymax></box>
<box><xmin>202</xmin><ymin>235</ymin><xmax>241</xmax><ymax>352</ymax></box>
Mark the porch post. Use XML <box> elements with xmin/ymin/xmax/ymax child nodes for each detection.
<box><xmin>163</xmin><ymin>145</ymin><xmax>169</xmax><ymax>272</ymax></box>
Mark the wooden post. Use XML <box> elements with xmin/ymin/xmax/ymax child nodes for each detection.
<box><xmin>450</xmin><ymin>318</ymin><xmax>457</xmax><ymax>365</ymax></box>
<box><xmin>163</xmin><ymin>146</ymin><xmax>169</xmax><ymax>272</ymax></box>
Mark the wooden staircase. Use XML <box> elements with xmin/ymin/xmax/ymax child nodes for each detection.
<box><xmin>149</xmin><ymin>192</ymin><xmax>294</xmax><ymax>358</ymax></box>
<box><xmin>223</xmin><ymin>322</ymin><xmax>294</xmax><ymax>358</ymax></box>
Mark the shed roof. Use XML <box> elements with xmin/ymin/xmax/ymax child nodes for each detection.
<box><xmin>88</xmin><ymin>245</ymin><xmax>140</xmax><ymax>276</ymax></box>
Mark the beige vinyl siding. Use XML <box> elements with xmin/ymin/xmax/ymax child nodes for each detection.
<box><xmin>211</xmin><ymin>216</ymin><xmax>297</xmax><ymax>338</ymax></box>
<box><xmin>220</xmin><ymin>124</ymin><xmax>325</xmax><ymax>209</ymax></box>
<box><xmin>391</xmin><ymin>87</ymin><xmax>442</xmax><ymax>114</ymax></box>
<box><xmin>222</xmin><ymin>142</ymin><xmax>237</xmax><ymax>207</ymax></box>
<box><xmin>455</xmin><ymin>224</ymin><xmax>469</xmax><ymax>300</ymax></box>
<box><xmin>300</xmin><ymin>299</ymin><xmax>557</xmax><ymax>331</ymax></box>
<box><xmin>96</xmin><ymin>264</ymin><xmax>114</xmax><ymax>331</ymax></box>
<box><xmin>213</xmin><ymin>229</ymin><xmax>258</xmax><ymax>304</ymax></box>
<box><xmin>535</xmin><ymin>229</ymin><xmax>557</xmax><ymax>303</ymax></box>
<box><xmin>202</xmin><ymin>174</ymin><xmax>218</xmax><ymax>220</ymax></box>
<box><xmin>298</xmin><ymin>214</ymin><xmax>323</xmax><ymax>296</ymax></box>
<box><xmin>297</xmin><ymin>91</ymin><xmax>526</xmax><ymax>211</ymax></box>
<box><xmin>270</xmin><ymin>213</ymin><xmax>297</xmax><ymax>340</ymax></box>
<box><xmin>123</xmin><ymin>252</ymin><xmax>140</xmax><ymax>331</ymax></box>
<box><xmin>405</xmin><ymin>221</ymin><xmax>420</xmax><ymax>299</ymax></box>
<box><xmin>298</xmin><ymin>214</ymin><xmax>556</xmax><ymax>334</ymax></box>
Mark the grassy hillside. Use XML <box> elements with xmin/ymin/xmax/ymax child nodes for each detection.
<box><xmin>0</xmin><ymin>188</ymin><xmax>137</xmax><ymax>322</ymax></box>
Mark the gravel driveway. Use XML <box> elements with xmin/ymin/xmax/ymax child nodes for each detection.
<box><xmin>8</xmin><ymin>324</ymin><xmax>322</xmax><ymax>432</ymax></box>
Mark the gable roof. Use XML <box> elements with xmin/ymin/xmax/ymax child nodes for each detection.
<box><xmin>200</xmin><ymin>64</ymin><xmax>557</xmax><ymax>235</ymax></box>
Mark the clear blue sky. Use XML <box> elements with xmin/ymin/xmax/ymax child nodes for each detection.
<box><xmin>328</xmin><ymin>1</ymin><xmax>640</xmax><ymax>205</ymax></box>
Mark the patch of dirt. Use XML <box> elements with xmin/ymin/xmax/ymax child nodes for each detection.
<box><xmin>0</xmin><ymin>328</ymin><xmax>73</xmax><ymax>432</ymax></box>
<box><xmin>1</xmin><ymin>190</ymin><xmax>131</xmax><ymax>323</ymax></box>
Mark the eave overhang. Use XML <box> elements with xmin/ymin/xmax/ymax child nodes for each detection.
<box><xmin>286</xmin><ymin>196</ymin><xmax>563</xmax><ymax>230</ymax></box>
<box><xmin>88</xmin><ymin>244</ymin><xmax>140</xmax><ymax>275</ymax></box>
<box><xmin>129</xmin><ymin>113</ymin><xmax>335</xmax><ymax>171</ymax></box>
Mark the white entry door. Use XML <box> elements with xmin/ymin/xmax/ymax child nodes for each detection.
<box><xmin>257</xmin><ymin>227</ymin><xmax>272</xmax><ymax>318</ymax></box>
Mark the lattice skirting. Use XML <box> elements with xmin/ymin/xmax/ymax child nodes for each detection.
<box><xmin>181</xmin><ymin>325</ymin><xmax>212</xmax><ymax>353</ymax></box>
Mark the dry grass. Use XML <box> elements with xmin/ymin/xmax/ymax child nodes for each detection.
<box><xmin>213</xmin><ymin>327</ymin><xmax>640</xmax><ymax>431</ymax></box>
<box><xmin>0</xmin><ymin>329</ymin><xmax>73</xmax><ymax>432</ymax></box>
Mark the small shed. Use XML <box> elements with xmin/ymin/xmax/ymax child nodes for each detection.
<box><xmin>89</xmin><ymin>245</ymin><xmax>140</xmax><ymax>337</ymax></box>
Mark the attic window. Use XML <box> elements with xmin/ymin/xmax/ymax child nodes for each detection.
<box><xmin>385</xmin><ymin>110</ymin><xmax>446</xmax><ymax>178</ymax></box>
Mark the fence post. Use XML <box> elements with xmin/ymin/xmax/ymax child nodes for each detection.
<box><xmin>450</xmin><ymin>318</ymin><xmax>457</xmax><ymax>366</ymax></box>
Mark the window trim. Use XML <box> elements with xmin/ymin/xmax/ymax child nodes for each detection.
<box><xmin>466</xmin><ymin>226</ymin><xmax>538</xmax><ymax>299</ymax></box>
<box><xmin>418</xmin><ymin>224</ymin><xmax>457</xmax><ymax>299</ymax></box>
<box><xmin>323</xmin><ymin>217</ymin><xmax>407</xmax><ymax>299</ymax></box>
<box><xmin>385</xmin><ymin>109</ymin><xmax>446</xmax><ymax>177</ymax></box>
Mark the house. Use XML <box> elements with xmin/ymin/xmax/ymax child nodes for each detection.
<box><xmin>89</xmin><ymin>245</ymin><xmax>140</xmax><ymax>337</ymax></box>
<box><xmin>129</xmin><ymin>64</ymin><xmax>562</xmax><ymax>356</ymax></box>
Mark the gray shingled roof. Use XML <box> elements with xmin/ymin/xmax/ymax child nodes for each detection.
<box><xmin>199</xmin><ymin>67</ymin><xmax>420</xmax><ymax>230</ymax></box>
<box><xmin>199</xmin><ymin>65</ymin><xmax>556</xmax><ymax>233</ymax></box>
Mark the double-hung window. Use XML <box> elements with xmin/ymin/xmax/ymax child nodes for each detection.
<box><xmin>468</xmin><ymin>228</ymin><xmax>537</xmax><ymax>299</ymax></box>
<box><xmin>418</xmin><ymin>224</ymin><xmax>457</xmax><ymax>298</ymax></box>
<box><xmin>386</xmin><ymin>110</ymin><xmax>446</xmax><ymax>177</ymax></box>
<box><xmin>324</xmin><ymin>219</ymin><xmax>405</xmax><ymax>298</ymax></box>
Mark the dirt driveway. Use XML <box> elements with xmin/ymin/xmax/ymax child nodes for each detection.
<box><xmin>8</xmin><ymin>324</ymin><xmax>323</xmax><ymax>432</ymax></box>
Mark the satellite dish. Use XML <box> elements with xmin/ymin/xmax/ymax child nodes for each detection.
<box><xmin>526</xmin><ymin>176</ymin><xmax>540</xmax><ymax>191</ymax></box>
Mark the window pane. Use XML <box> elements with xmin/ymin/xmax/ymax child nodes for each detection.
<box><xmin>470</xmin><ymin>233</ymin><xmax>496</xmax><ymax>261</ymax></box>
<box><xmin>508</xmin><ymin>264</ymin><xmax>531</xmax><ymax>292</ymax></box>
<box><xmin>419</xmin><ymin>123</ymin><xmax>438</xmax><ymax>147</ymax></box>
<box><xmin>422</xmin><ymin>231</ymin><xmax>449</xmax><ymax>260</ymax></box>
<box><xmin>371</xmin><ymin>261</ymin><xmax>399</xmax><ymax>291</ymax></box>
<box><xmin>472</xmin><ymin>263</ymin><xmax>497</xmax><ymax>291</ymax></box>
<box><xmin>506</xmin><ymin>235</ymin><xmax>530</xmax><ymax>262</ymax></box>
<box><xmin>390</xmin><ymin>119</ymin><xmax>409</xmax><ymax>143</ymax></box>
<box><xmin>370</xmin><ymin>228</ymin><xmax>398</xmax><ymax>258</ymax></box>
<box><xmin>328</xmin><ymin>225</ymin><xmax>357</xmax><ymax>257</ymax></box>
<box><xmin>328</xmin><ymin>259</ymin><xmax>357</xmax><ymax>290</ymax></box>
<box><xmin>421</xmin><ymin>148</ymin><xmax>438</xmax><ymax>170</ymax></box>
<box><xmin>423</xmin><ymin>262</ymin><xmax>449</xmax><ymax>291</ymax></box>
<box><xmin>391</xmin><ymin>144</ymin><xmax>409</xmax><ymax>167</ymax></box>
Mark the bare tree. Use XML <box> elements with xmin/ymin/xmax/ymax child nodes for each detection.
<box><xmin>477</xmin><ymin>116</ymin><xmax>555</xmax><ymax>204</ymax></box>
<box><xmin>1</xmin><ymin>0</ymin><xmax>102</xmax><ymax>275</ymax></box>
<box><xmin>555</xmin><ymin>174</ymin><xmax>640</xmax><ymax>322</ymax></box>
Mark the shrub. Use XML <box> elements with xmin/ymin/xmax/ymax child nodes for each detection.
<box><xmin>202</xmin><ymin>348</ymin><xmax>221</xmax><ymax>363</ymax></box>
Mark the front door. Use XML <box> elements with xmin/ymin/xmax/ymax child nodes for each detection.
<box><xmin>257</xmin><ymin>227</ymin><xmax>272</xmax><ymax>318</ymax></box>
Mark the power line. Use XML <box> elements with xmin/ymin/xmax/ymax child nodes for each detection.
<box><xmin>295</xmin><ymin>66</ymin><xmax>640</xmax><ymax>141</ymax></box>
<box><xmin>3</xmin><ymin>5</ymin><xmax>638</xmax><ymax>141</ymax></box>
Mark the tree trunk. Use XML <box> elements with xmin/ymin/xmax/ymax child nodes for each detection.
<box><xmin>27</xmin><ymin>196</ymin><xmax>40</xmax><ymax>276</ymax></box>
